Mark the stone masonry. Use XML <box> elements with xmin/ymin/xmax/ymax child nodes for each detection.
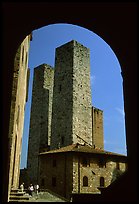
<box><xmin>8</xmin><ymin>34</ymin><xmax>31</xmax><ymax>201</ymax></box>
<box><xmin>51</xmin><ymin>40</ymin><xmax>92</xmax><ymax>149</ymax></box>
<box><xmin>39</xmin><ymin>144</ymin><xmax>127</xmax><ymax>200</ymax></box>
<box><xmin>27</xmin><ymin>40</ymin><xmax>105</xmax><ymax>185</ymax></box>
<box><xmin>27</xmin><ymin>64</ymin><xmax>54</xmax><ymax>184</ymax></box>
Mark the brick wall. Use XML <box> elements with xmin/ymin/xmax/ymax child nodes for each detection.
<box><xmin>92</xmin><ymin>107</ymin><xmax>104</xmax><ymax>149</ymax></box>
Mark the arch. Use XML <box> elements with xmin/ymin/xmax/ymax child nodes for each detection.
<box><xmin>83</xmin><ymin>176</ymin><xmax>88</xmax><ymax>187</ymax></box>
<box><xmin>2</xmin><ymin>2</ymin><xmax>137</xmax><ymax>202</ymax></box>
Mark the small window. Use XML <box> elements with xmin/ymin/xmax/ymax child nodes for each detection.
<box><xmin>22</xmin><ymin>46</ymin><xmax>24</xmax><ymax>64</ymax></box>
<box><xmin>25</xmin><ymin>52</ymin><xmax>28</xmax><ymax>68</ymax></box>
<box><xmin>83</xmin><ymin>176</ymin><xmax>88</xmax><ymax>186</ymax></box>
<box><xmin>82</xmin><ymin>158</ymin><xmax>88</xmax><ymax>167</ymax></box>
<box><xmin>100</xmin><ymin>177</ymin><xmax>105</xmax><ymax>187</ymax></box>
<box><xmin>52</xmin><ymin>177</ymin><xmax>56</xmax><ymax>187</ymax></box>
<box><xmin>99</xmin><ymin>158</ymin><xmax>106</xmax><ymax>168</ymax></box>
<box><xmin>53</xmin><ymin>159</ymin><xmax>57</xmax><ymax>167</ymax></box>
<box><xmin>61</xmin><ymin>136</ymin><xmax>64</xmax><ymax>145</ymax></box>
<box><xmin>116</xmin><ymin>162</ymin><xmax>120</xmax><ymax>170</ymax></box>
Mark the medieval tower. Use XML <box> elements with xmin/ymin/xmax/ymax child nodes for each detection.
<box><xmin>92</xmin><ymin>107</ymin><xmax>104</xmax><ymax>150</ymax></box>
<box><xmin>51</xmin><ymin>40</ymin><xmax>93</xmax><ymax>149</ymax></box>
<box><xmin>27</xmin><ymin>64</ymin><xmax>54</xmax><ymax>183</ymax></box>
<box><xmin>27</xmin><ymin>40</ymin><xmax>104</xmax><ymax>184</ymax></box>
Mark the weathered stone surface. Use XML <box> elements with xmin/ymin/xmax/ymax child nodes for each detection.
<box><xmin>51</xmin><ymin>40</ymin><xmax>92</xmax><ymax>149</ymax></box>
<box><xmin>27</xmin><ymin>64</ymin><xmax>54</xmax><ymax>184</ymax></box>
<box><xmin>8</xmin><ymin>35</ymin><xmax>31</xmax><ymax>199</ymax></box>
<box><xmin>39</xmin><ymin>146</ymin><xmax>127</xmax><ymax>199</ymax></box>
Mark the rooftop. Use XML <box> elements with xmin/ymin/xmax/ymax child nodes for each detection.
<box><xmin>39</xmin><ymin>143</ymin><xmax>127</xmax><ymax>159</ymax></box>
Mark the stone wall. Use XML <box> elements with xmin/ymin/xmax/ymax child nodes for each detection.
<box><xmin>72</xmin><ymin>154</ymin><xmax>126</xmax><ymax>194</ymax></box>
<box><xmin>8</xmin><ymin>35</ymin><xmax>31</xmax><ymax>197</ymax></box>
<box><xmin>51</xmin><ymin>40</ymin><xmax>92</xmax><ymax>149</ymax></box>
<box><xmin>39</xmin><ymin>153</ymin><xmax>73</xmax><ymax>200</ymax></box>
<box><xmin>39</xmin><ymin>152</ymin><xmax>127</xmax><ymax>199</ymax></box>
<box><xmin>27</xmin><ymin>64</ymin><xmax>54</xmax><ymax>184</ymax></box>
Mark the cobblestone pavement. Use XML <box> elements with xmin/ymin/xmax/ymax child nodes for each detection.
<box><xmin>28</xmin><ymin>191</ymin><xmax>68</xmax><ymax>202</ymax></box>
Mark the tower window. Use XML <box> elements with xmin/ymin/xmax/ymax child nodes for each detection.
<box><xmin>61</xmin><ymin>136</ymin><xmax>64</xmax><ymax>145</ymax></box>
<box><xmin>83</xmin><ymin>176</ymin><xmax>88</xmax><ymax>186</ymax></box>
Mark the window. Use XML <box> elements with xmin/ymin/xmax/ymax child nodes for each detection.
<box><xmin>83</xmin><ymin>176</ymin><xmax>88</xmax><ymax>186</ymax></box>
<box><xmin>53</xmin><ymin>159</ymin><xmax>57</xmax><ymax>167</ymax></box>
<box><xmin>61</xmin><ymin>136</ymin><xmax>64</xmax><ymax>145</ymax></box>
<box><xmin>25</xmin><ymin>52</ymin><xmax>28</xmax><ymax>68</ymax></box>
<box><xmin>52</xmin><ymin>177</ymin><xmax>56</xmax><ymax>187</ymax></box>
<box><xmin>22</xmin><ymin>46</ymin><xmax>24</xmax><ymax>64</ymax></box>
<box><xmin>99</xmin><ymin>158</ymin><xmax>106</xmax><ymax>168</ymax></box>
<box><xmin>100</xmin><ymin>177</ymin><xmax>105</xmax><ymax>187</ymax></box>
<box><xmin>82</xmin><ymin>158</ymin><xmax>88</xmax><ymax>167</ymax></box>
<box><xmin>116</xmin><ymin>162</ymin><xmax>120</xmax><ymax>170</ymax></box>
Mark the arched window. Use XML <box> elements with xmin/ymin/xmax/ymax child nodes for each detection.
<box><xmin>83</xmin><ymin>176</ymin><xmax>88</xmax><ymax>186</ymax></box>
<box><xmin>100</xmin><ymin>177</ymin><xmax>105</xmax><ymax>187</ymax></box>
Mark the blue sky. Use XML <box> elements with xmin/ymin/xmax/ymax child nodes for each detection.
<box><xmin>20</xmin><ymin>23</ymin><xmax>127</xmax><ymax>169</ymax></box>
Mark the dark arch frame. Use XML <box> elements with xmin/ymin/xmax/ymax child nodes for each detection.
<box><xmin>2</xmin><ymin>2</ymin><xmax>137</xmax><ymax>202</ymax></box>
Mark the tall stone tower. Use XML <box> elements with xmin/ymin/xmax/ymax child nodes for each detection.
<box><xmin>27</xmin><ymin>64</ymin><xmax>54</xmax><ymax>183</ymax></box>
<box><xmin>92</xmin><ymin>107</ymin><xmax>104</xmax><ymax>149</ymax></box>
<box><xmin>51</xmin><ymin>40</ymin><xmax>93</xmax><ymax>149</ymax></box>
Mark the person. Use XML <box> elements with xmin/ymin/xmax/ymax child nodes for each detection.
<box><xmin>34</xmin><ymin>184</ymin><xmax>39</xmax><ymax>195</ymax></box>
<box><xmin>28</xmin><ymin>184</ymin><xmax>34</xmax><ymax>196</ymax></box>
<box><xmin>20</xmin><ymin>182</ymin><xmax>24</xmax><ymax>192</ymax></box>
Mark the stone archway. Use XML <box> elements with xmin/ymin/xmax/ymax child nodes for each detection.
<box><xmin>2</xmin><ymin>2</ymin><xmax>137</xmax><ymax>202</ymax></box>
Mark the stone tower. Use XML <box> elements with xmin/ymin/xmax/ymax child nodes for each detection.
<box><xmin>92</xmin><ymin>107</ymin><xmax>104</xmax><ymax>149</ymax></box>
<box><xmin>27</xmin><ymin>64</ymin><xmax>54</xmax><ymax>183</ymax></box>
<box><xmin>51</xmin><ymin>40</ymin><xmax>93</xmax><ymax>149</ymax></box>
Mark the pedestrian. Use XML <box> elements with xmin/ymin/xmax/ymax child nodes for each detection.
<box><xmin>34</xmin><ymin>184</ymin><xmax>39</xmax><ymax>195</ymax></box>
<box><xmin>20</xmin><ymin>182</ymin><xmax>24</xmax><ymax>192</ymax></box>
<box><xmin>28</xmin><ymin>184</ymin><xmax>34</xmax><ymax>196</ymax></box>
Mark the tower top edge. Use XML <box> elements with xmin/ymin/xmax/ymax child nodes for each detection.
<box><xmin>92</xmin><ymin>106</ymin><xmax>103</xmax><ymax>112</ymax></box>
<box><xmin>56</xmin><ymin>40</ymin><xmax>89</xmax><ymax>50</ymax></box>
<box><xmin>34</xmin><ymin>63</ymin><xmax>54</xmax><ymax>70</ymax></box>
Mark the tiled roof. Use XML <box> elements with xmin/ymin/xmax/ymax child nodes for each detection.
<box><xmin>39</xmin><ymin>143</ymin><xmax>127</xmax><ymax>158</ymax></box>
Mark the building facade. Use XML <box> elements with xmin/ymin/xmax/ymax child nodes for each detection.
<box><xmin>8</xmin><ymin>34</ymin><xmax>31</xmax><ymax>199</ymax></box>
<box><xmin>39</xmin><ymin>144</ymin><xmax>127</xmax><ymax>200</ymax></box>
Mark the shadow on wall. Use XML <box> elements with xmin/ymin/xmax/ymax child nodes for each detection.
<box><xmin>111</xmin><ymin>168</ymin><xmax>124</xmax><ymax>183</ymax></box>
